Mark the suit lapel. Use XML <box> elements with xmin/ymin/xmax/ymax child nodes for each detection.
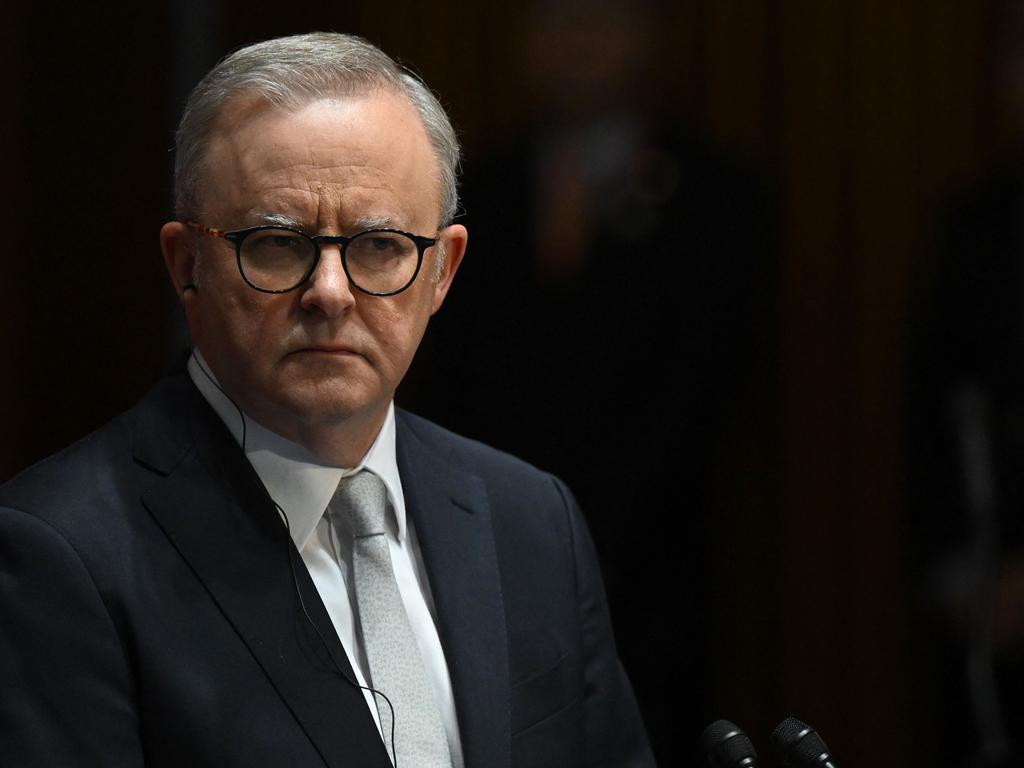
<box><xmin>136</xmin><ymin>377</ymin><xmax>391</xmax><ymax>768</ymax></box>
<box><xmin>397</xmin><ymin>412</ymin><xmax>511</xmax><ymax>768</ymax></box>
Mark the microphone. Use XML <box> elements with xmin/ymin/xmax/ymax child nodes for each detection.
<box><xmin>771</xmin><ymin>717</ymin><xmax>837</xmax><ymax>768</ymax></box>
<box><xmin>702</xmin><ymin>720</ymin><xmax>758</xmax><ymax>767</ymax></box>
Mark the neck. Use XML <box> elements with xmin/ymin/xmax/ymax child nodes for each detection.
<box><xmin>274</xmin><ymin>406</ymin><xmax>388</xmax><ymax>468</ymax></box>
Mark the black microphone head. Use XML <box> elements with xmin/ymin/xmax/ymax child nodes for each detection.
<box><xmin>702</xmin><ymin>719</ymin><xmax>758</xmax><ymax>767</ymax></box>
<box><xmin>771</xmin><ymin>717</ymin><xmax>835</xmax><ymax>767</ymax></box>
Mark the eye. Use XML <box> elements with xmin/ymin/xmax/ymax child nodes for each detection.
<box><xmin>349</xmin><ymin>232</ymin><xmax>417</xmax><ymax>259</ymax></box>
<box><xmin>240</xmin><ymin>229</ymin><xmax>316</xmax><ymax>278</ymax></box>
<box><xmin>250</xmin><ymin>230</ymin><xmax>306</xmax><ymax>250</ymax></box>
<box><xmin>369</xmin><ymin>237</ymin><xmax>398</xmax><ymax>250</ymax></box>
<box><xmin>266</xmin><ymin>235</ymin><xmax>298</xmax><ymax>248</ymax></box>
<box><xmin>363</xmin><ymin>235</ymin><xmax>405</xmax><ymax>253</ymax></box>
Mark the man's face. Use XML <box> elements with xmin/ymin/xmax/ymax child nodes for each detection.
<box><xmin>162</xmin><ymin>92</ymin><xmax>466</xmax><ymax>457</ymax></box>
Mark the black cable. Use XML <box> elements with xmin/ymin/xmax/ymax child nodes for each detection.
<box><xmin>190</xmin><ymin>351</ymin><xmax>400</xmax><ymax>765</ymax></box>
<box><xmin>275</xmin><ymin>499</ymin><xmax>399</xmax><ymax>765</ymax></box>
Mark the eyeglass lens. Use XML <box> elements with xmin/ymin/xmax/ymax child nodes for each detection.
<box><xmin>240</xmin><ymin>229</ymin><xmax>421</xmax><ymax>294</ymax></box>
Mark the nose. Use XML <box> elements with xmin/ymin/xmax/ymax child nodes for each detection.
<box><xmin>299</xmin><ymin>244</ymin><xmax>356</xmax><ymax>318</ymax></box>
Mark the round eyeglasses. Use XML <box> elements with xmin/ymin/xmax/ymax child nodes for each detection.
<box><xmin>187</xmin><ymin>222</ymin><xmax>438</xmax><ymax>296</ymax></box>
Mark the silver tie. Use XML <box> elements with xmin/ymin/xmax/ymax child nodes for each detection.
<box><xmin>332</xmin><ymin>470</ymin><xmax>452</xmax><ymax>767</ymax></box>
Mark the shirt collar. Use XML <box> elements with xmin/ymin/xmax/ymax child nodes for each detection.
<box><xmin>186</xmin><ymin>350</ymin><xmax>408</xmax><ymax>550</ymax></box>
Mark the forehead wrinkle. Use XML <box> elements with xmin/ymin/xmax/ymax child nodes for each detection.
<box><xmin>314</xmin><ymin>180</ymin><xmax>417</xmax><ymax>231</ymax></box>
<box><xmin>231</xmin><ymin>185</ymin><xmax>317</xmax><ymax>227</ymax></box>
<box><xmin>211</xmin><ymin>118</ymin><xmax>433</xmax><ymax>231</ymax></box>
<box><xmin>251</xmin><ymin>162</ymin><xmax>394</xmax><ymax>211</ymax></box>
<box><xmin>296</xmin><ymin>161</ymin><xmax>393</xmax><ymax>192</ymax></box>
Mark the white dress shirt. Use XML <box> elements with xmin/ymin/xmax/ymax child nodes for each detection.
<box><xmin>187</xmin><ymin>352</ymin><xmax>464</xmax><ymax>767</ymax></box>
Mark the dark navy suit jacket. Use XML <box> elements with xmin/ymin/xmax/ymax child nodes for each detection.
<box><xmin>0</xmin><ymin>372</ymin><xmax>654</xmax><ymax>767</ymax></box>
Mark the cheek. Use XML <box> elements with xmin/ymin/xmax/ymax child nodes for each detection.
<box><xmin>189</xmin><ymin>288</ymin><xmax>291</xmax><ymax>367</ymax></box>
<box><xmin>364</xmin><ymin>301</ymin><xmax>431</xmax><ymax>369</ymax></box>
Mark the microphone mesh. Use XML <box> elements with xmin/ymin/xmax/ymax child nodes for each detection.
<box><xmin>703</xmin><ymin>719</ymin><xmax>742</xmax><ymax>746</ymax></box>
<box><xmin>771</xmin><ymin>716</ymin><xmax>809</xmax><ymax>749</ymax></box>
<box><xmin>772</xmin><ymin>717</ymin><xmax>832</xmax><ymax>766</ymax></box>
<box><xmin>702</xmin><ymin>720</ymin><xmax>757</xmax><ymax>767</ymax></box>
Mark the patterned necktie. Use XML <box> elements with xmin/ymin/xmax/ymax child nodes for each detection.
<box><xmin>332</xmin><ymin>470</ymin><xmax>452</xmax><ymax>767</ymax></box>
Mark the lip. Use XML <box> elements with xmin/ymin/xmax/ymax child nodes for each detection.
<box><xmin>291</xmin><ymin>344</ymin><xmax>361</xmax><ymax>356</ymax></box>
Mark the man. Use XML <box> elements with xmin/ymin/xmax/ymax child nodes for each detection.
<box><xmin>0</xmin><ymin>32</ymin><xmax>654</xmax><ymax>768</ymax></box>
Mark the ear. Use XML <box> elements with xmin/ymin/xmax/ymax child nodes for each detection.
<box><xmin>429</xmin><ymin>223</ymin><xmax>468</xmax><ymax>314</ymax></box>
<box><xmin>160</xmin><ymin>221</ymin><xmax>198</xmax><ymax>301</ymax></box>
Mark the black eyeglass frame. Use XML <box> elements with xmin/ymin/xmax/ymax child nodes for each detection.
<box><xmin>186</xmin><ymin>222</ymin><xmax>439</xmax><ymax>296</ymax></box>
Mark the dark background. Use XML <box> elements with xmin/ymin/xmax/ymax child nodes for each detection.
<box><xmin>5</xmin><ymin>1</ymin><xmax>1024</xmax><ymax>766</ymax></box>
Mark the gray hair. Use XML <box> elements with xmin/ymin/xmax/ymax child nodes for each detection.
<box><xmin>173</xmin><ymin>32</ymin><xmax>461</xmax><ymax>227</ymax></box>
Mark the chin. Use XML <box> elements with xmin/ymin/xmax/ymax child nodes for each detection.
<box><xmin>281</xmin><ymin>390</ymin><xmax>386</xmax><ymax>428</ymax></box>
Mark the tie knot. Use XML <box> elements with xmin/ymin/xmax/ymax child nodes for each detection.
<box><xmin>333</xmin><ymin>470</ymin><xmax>389</xmax><ymax>538</ymax></box>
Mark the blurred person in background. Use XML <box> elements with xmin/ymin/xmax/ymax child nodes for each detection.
<box><xmin>408</xmin><ymin>2</ymin><xmax>772</xmax><ymax>760</ymax></box>
<box><xmin>910</xmin><ymin>3</ymin><xmax>1024</xmax><ymax>766</ymax></box>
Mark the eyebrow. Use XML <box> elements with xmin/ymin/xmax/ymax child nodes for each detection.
<box><xmin>245</xmin><ymin>211</ymin><xmax>400</xmax><ymax>233</ymax></box>
<box><xmin>352</xmin><ymin>214</ymin><xmax>395</xmax><ymax>231</ymax></box>
<box><xmin>253</xmin><ymin>211</ymin><xmax>304</xmax><ymax>229</ymax></box>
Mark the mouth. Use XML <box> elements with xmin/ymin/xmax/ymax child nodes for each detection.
<box><xmin>290</xmin><ymin>344</ymin><xmax>362</xmax><ymax>357</ymax></box>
